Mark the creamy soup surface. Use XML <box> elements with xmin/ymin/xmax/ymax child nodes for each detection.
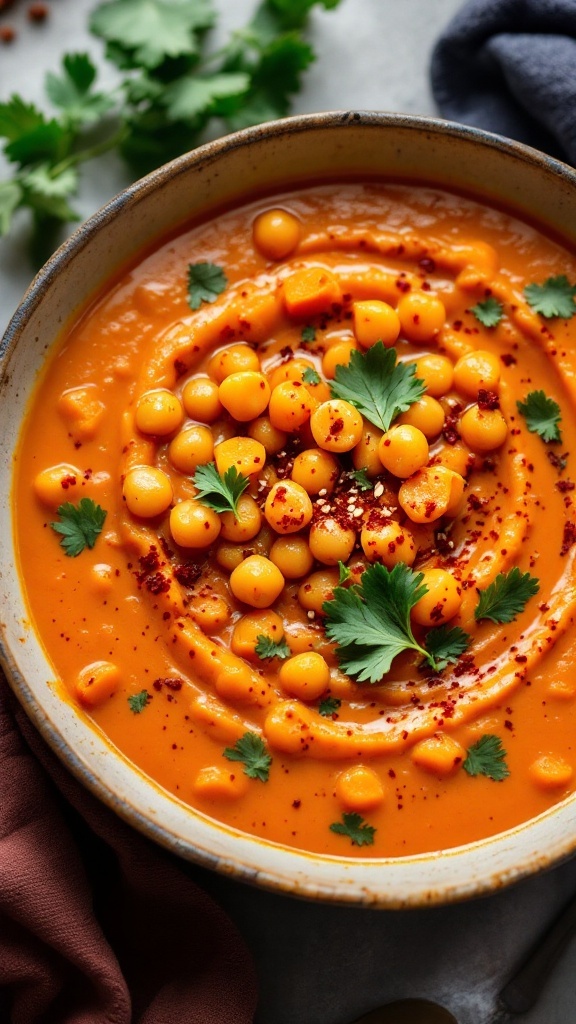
<box><xmin>14</xmin><ymin>182</ymin><xmax>576</xmax><ymax>857</ymax></box>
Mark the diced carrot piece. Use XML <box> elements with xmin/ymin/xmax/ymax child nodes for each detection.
<box><xmin>283</xmin><ymin>267</ymin><xmax>342</xmax><ymax>317</ymax></box>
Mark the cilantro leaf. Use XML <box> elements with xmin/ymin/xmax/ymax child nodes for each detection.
<box><xmin>517</xmin><ymin>390</ymin><xmax>562</xmax><ymax>443</ymax></box>
<box><xmin>45</xmin><ymin>54</ymin><xmax>116</xmax><ymax>128</ymax></box>
<box><xmin>128</xmin><ymin>689</ymin><xmax>151</xmax><ymax>713</ymax></box>
<box><xmin>187</xmin><ymin>262</ymin><xmax>228</xmax><ymax>310</ymax></box>
<box><xmin>50</xmin><ymin>498</ymin><xmax>107</xmax><ymax>557</ymax></box>
<box><xmin>330</xmin><ymin>343</ymin><xmax>425</xmax><ymax>433</ymax></box>
<box><xmin>524</xmin><ymin>275</ymin><xmax>576</xmax><ymax>319</ymax></box>
<box><xmin>0</xmin><ymin>180</ymin><xmax>22</xmax><ymax>236</ymax></box>
<box><xmin>470</xmin><ymin>297</ymin><xmax>503</xmax><ymax>328</ymax></box>
<box><xmin>350</xmin><ymin>468</ymin><xmax>372</xmax><ymax>492</ymax></box>
<box><xmin>475</xmin><ymin>567</ymin><xmax>539</xmax><ymax>624</ymax></box>
<box><xmin>329</xmin><ymin>812</ymin><xmax>376</xmax><ymax>847</ymax></box>
<box><xmin>223</xmin><ymin>731</ymin><xmax>272</xmax><ymax>781</ymax></box>
<box><xmin>302</xmin><ymin>366</ymin><xmax>321</xmax><ymax>386</ymax></box>
<box><xmin>323</xmin><ymin>562</ymin><xmax>432</xmax><ymax>682</ymax></box>
<box><xmin>254</xmin><ymin>634</ymin><xmax>291</xmax><ymax>660</ymax></box>
<box><xmin>193</xmin><ymin>462</ymin><xmax>250</xmax><ymax>516</ymax></box>
<box><xmin>423</xmin><ymin>625</ymin><xmax>471</xmax><ymax>672</ymax></box>
<box><xmin>463</xmin><ymin>734</ymin><xmax>510</xmax><ymax>781</ymax></box>
<box><xmin>90</xmin><ymin>0</ymin><xmax>216</xmax><ymax>70</ymax></box>
<box><xmin>318</xmin><ymin>695</ymin><xmax>341</xmax><ymax>717</ymax></box>
<box><xmin>163</xmin><ymin>73</ymin><xmax>250</xmax><ymax>122</ymax></box>
<box><xmin>337</xmin><ymin>560</ymin><xmax>352</xmax><ymax>584</ymax></box>
<box><xmin>301</xmin><ymin>325</ymin><xmax>316</xmax><ymax>343</ymax></box>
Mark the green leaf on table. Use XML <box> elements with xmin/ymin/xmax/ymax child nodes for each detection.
<box><xmin>45</xmin><ymin>53</ymin><xmax>116</xmax><ymax>126</ymax></box>
<box><xmin>0</xmin><ymin>96</ymin><xmax>66</xmax><ymax>166</ymax></box>
<box><xmin>163</xmin><ymin>72</ymin><xmax>250</xmax><ymax>122</ymax></box>
<box><xmin>187</xmin><ymin>261</ymin><xmax>228</xmax><ymax>310</ymax></box>
<box><xmin>0</xmin><ymin>181</ymin><xmax>23</xmax><ymax>236</ymax></box>
<box><xmin>90</xmin><ymin>0</ymin><xmax>216</xmax><ymax>69</ymax></box>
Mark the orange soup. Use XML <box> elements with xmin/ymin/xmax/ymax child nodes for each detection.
<box><xmin>13</xmin><ymin>182</ymin><xmax>576</xmax><ymax>857</ymax></box>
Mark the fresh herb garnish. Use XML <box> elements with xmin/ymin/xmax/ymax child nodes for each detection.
<box><xmin>475</xmin><ymin>567</ymin><xmax>540</xmax><ymax>624</ymax></box>
<box><xmin>254</xmin><ymin>634</ymin><xmax>291</xmax><ymax>660</ymax></box>
<box><xmin>302</xmin><ymin>366</ymin><xmax>321</xmax><ymax>385</ymax></box>
<box><xmin>423</xmin><ymin>625</ymin><xmax>471</xmax><ymax>672</ymax></box>
<box><xmin>330</xmin><ymin>342</ymin><xmax>425</xmax><ymax>433</ymax></box>
<box><xmin>301</xmin><ymin>324</ymin><xmax>316</xmax><ymax>343</ymax></box>
<box><xmin>517</xmin><ymin>390</ymin><xmax>562</xmax><ymax>443</ymax></box>
<box><xmin>50</xmin><ymin>497</ymin><xmax>107</xmax><ymax>557</ymax></box>
<box><xmin>187</xmin><ymin>261</ymin><xmax>228</xmax><ymax>310</ymax></box>
<box><xmin>337</xmin><ymin>560</ymin><xmax>352</xmax><ymax>584</ymax></box>
<box><xmin>463</xmin><ymin>734</ymin><xmax>510</xmax><ymax>781</ymax></box>
<box><xmin>524</xmin><ymin>275</ymin><xmax>576</xmax><ymax>319</ymax></box>
<box><xmin>470</xmin><ymin>297</ymin><xmax>503</xmax><ymax>328</ymax></box>
<box><xmin>128</xmin><ymin>689</ymin><xmax>151</xmax><ymax>714</ymax></box>
<box><xmin>329</xmin><ymin>811</ymin><xmax>376</xmax><ymax>847</ymax></box>
<box><xmin>323</xmin><ymin>562</ymin><xmax>442</xmax><ymax>681</ymax></box>
<box><xmin>318</xmin><ymin>695</ymin><xmax>341</xmax><ymax>717</ymax></box>
<box><xmin>223</xmin><ymin>731</ymin><xmax>272</xmax><ymax>782</ymax></box>
<box><xmin>193</xmin><ymin>462</ymin><xmax>250</xmax><ymax>516</ymax></box>
<box><xmin>350</xmin><ymin>467</ymin><xmax>372</xmax><ymax>491</ymax></box>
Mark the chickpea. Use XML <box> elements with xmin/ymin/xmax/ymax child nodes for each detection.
<box><xmin>268</xmin><ymin>358</ymin><xmax>315</xmax><ymax>391</ymax></box>
<box><xmin>214</xmin><ymin>663</ymin><xmax>260</xmax><ymax>704</ymax></box>
<box><xmin>168</xmin><ymin>424</ymin><xmax>214</xmax><ymax>474</ymax></box>
<box><xmin>278</xmin><ymin>652</ymin><xmax>330</xmax><ymax>701</ymax></box>
<box><xmin>412</xmin><ymin>568</ymin><xmax>462</xmax><ymax>626</ymax></box>
<box><xmin>378</xmin><ymin>424</ymin><xmax>429</xmax><ymax>479</ymax></box>
<box><xmin>361</xmin><ymin>520</ymin><xmax>417</xmax><ymax>567</ymax></box>
<box><xmin>216</xmin><ymin>541</ymin><xmax>245</xmax><ymax>572</ymax></box>
<box><xmin>34</xmin><ymin>463</ymin><xmax>81</xmax><ymax>508</ymax></box>
<box><xmin>430</xmin><ymin>442</ymin><xmax>475</xmax><ymax>477</ymax></box>
<box><xmin>269</xmin><ymin>535</ymin><xmax>314</xmax><ymax>578</ymax></box>
<box><xmin>352</xmin><ymin>424</ymin><xmax>384</xmax><ymax>477</ymax></box>
<box><xmin>352</xmin><ymin>299</ymin><xmax>400</xmax><ymax>349</ymax></box>
<box><xmin>321</xmin><ymin>340</ymin><xmax>359</xmax><ymax>380</ymax></box>
<box><xmin>297</xmin><ymin>568</ymin><xmax>340</xmax><ymax>614</ymax></box>
<box><xmin>189</xmin><ymin>594</ymin><xmax>230</xmax><ymax>633</ymax></box>
<box><xmin>220</xmin><ymin>494</ymin><xmax>262</xmax><ymax>542</ymax></box>
<box><xmin>309</xmin><ymin>517</ymin><xmax>356</xmax><ymax>566</ymax></box>
<box><xmin>291</xmin><ymin>447</ymin><xmax>339</xmax><ymax>495</ymax></box>
<box><xmin>215</xmin><ymin>436</ymin><xmax>266</xmax><ymax>477</ymax></box>
<box><xmin>398</xmin><ymin>465</ymin><xmax>465</xmax><ymax>524</ymax></box>
<box><xmin>253</xmin><ymin>207</ymin><xmax>301</xmax><ymax>260</ymax></box>
<box><xmin>231</xmin><ymin>609</ymin><xmax>285</xmax><ymax>659</ymax></box>
<box><xmin>248</xmin><ymin>415</ymin><xmax>287</xmax><ymax>455</ymax></box>
<box><xmin>268</xmin><ymin>380</ymin><xmax>315</xmax><ymax>432</ymax></box>
<box><xmin>310</xmin><ymin>399</ymin><xmax>363</xmax><ymax>453</ymax></box>
<box><xmin>123</xmin><ymin>466</ymin><xmax>173</xmax><ymax>517</ymax></box>
<box><xmin>335</xmin><ymin>765</ymin><xmax>385</xmax><ymax>812</ymax></box>
<box><xmin>135</xmin><ymin>388</ymin><xmax>183</xmax><ymax>436</ymax></box>
<box><xmin>411</xmin><ymin>734</ymin><xmax>466</xmax><ymax>776</ymax></box>
<box><xmin>229</xmin><ymin>554</ymin><xmax>285</xmax><ymax>608</ymax></box>
<box><xmin>75</xmin><ymin>660</ymin><xmax>120</xmax><ymax>708</ymax></box>
<box><xmin>209</xmin><ymin>344</ymin><xmax>260</xmax><ymax>383</ymax></box>
<box><xmin>397</xmin><ymin>395</ymin><xmax>445</xmax><ymax>439</ymax></box>
<box><xmin>398</xmin><ymin>291</ymin><xmax>446</xmax><ymax>343</ymax></box>
<box><xmin>182</xmin><ymin>376</ymin><xmax>222</xmax><ymax>423</ymax></box>
<box><xmin>219</xmin><ymin>370</ymin><xmax>271</xmax><ymax>421</ymax></box>
<box><xmin>459</xmin><ymin>404</ymin><xmax>507</xmax><ymax>451</ymax></box>
<box><xmin>264</xmin><ymin>480</ymin><xmax>313</xmax><ymax>534</ymax></box>
<box><xmin>453</xmin><ymin>349</ymin><xmax>501</xmax><ymax>398</ymax></box>
<box><xmin>170</xmin><ymin>499</ymin><xmax>221</xmax><ymax>548</ymax></box>
<box><xmin>413</xmin><ymin>353</ymin><xmax>454</xmax><ymax>398</ymax></box>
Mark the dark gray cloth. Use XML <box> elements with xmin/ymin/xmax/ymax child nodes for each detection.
<box><xmin>431</xmin><ymin>0</ymin><xmax>576</xmax><ymax>165</ymax></box>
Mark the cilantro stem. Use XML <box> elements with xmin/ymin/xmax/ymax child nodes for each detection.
<box><xmin>51</xmin><ymin>125</ymin><xmax>129</xmax><ymax>176</ymax></box>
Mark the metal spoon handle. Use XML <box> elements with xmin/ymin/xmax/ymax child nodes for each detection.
<box><xmin>499</xmin><ymin>891</ymin><xmax>576</xmax><ymax>1014</ymax></box>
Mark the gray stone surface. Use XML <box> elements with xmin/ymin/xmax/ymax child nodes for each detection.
<box><xmin>2</xmin><ymin>2</ymin><xmax>576</xmax><ymax>1022</ymax></box>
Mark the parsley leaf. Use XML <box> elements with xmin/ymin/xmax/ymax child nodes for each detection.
<box><xmin>0</xmin><ymin>181</ymin><xmax>22</xmax><ymax>235</ymax></box>
<box><xmin>50</xmin><ymin>498</ymin><xmax>107</xmax><ymax>557</ymax></box>
<box><xmin>423</xmin><ymin>625</ymin><xmax>471</xmax><ymax>672</ymax></box>
<box><xmin>302</xmin><ymin>366</ymin><xmax>321</xmax><ymax>386</ymax></box>
<box><xmin>337</xmin><ymin>560</ymin><xmax>352</xmax><ymax>584</ymax></box>
<box><xmin>470</xmin><ymin>297</ymin><xmax>503</xmax><ymax>328</ymax></box>
<box><xmin>463</xmin><ymin>734</ymin><xmax>510</xmax><ymax>781</ymax></box>
<box><xmin>318</xmin><ymin>695</ymin><xmax>341</xmax><ymax>717</ymax></box>
<box><xmin>90</xmin><ymin>0</ymin><xmax>216</xmax><ymax>70</ymax></box>
<box><xmin>350</xmin><ymin>468</ymin><xmax>372</xmax><ymax>491</ymax></box>
<box><xmin>524</xmin><ymin>275</ymin><xmax>576</xmax><ymax>319</ymax></box>
<box><xmin>323</xmin><ymin>562</ymin><xmax>434</xmax><ymax>682</ymax></box>
<box><xmin>329</xmin><ymin>812</ymin><xmax>376</xmax><ymax>847</ymax></box>
<box><xmin>163</xmin><ymin>73</ymin><xmax>250</xmax><ymax>122</ymax></box>
<box><xmin>254</xmin><ymin>634</ymin><xmax>291</xmax><ymax>660</ymax></box>
<box><xmin>187</xmin><ymin>262</ymin><xmax>228</xmax><ymax>310</ymax></box>
<box><xmin>301</xmin><ymin>325</ymin><xmax>316</xmax><ymax>343</ymax></box>
<box><xmin>45</xmin><ymin>53</ymin><xmax>116</xmax><ymax>127</ymax></box>
<box><xmin>223</xmin><ymin>731</ymin><xmax>272</xmax><ymax>781</ymax></box>
<box><xmin>517</xmin><ymin>390</ymin><xmax>562</xmax><ymax>443</ymax></box>
<box><xmin>475</xmin><ymin>567</ymin><xmax>539</xmax><ymax>624</ymax></box>
<box><xmin>330</xmin><ymin>343</ymin><xmax>425</xmax><ymax>433</ymax></box>
<box><xmin>128</xmin><ymin>689</ymin><xmax>151</xmax><ymax>713</ymax></box>
<box><xmin>193</xmin><ymin>462</ymin><xmax>250</xmax><ymax>516</ymax></box>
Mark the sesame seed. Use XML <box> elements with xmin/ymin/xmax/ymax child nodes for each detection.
<box><xmin>321</xmin><ymin>503</ymin><xmax>331</xmax><ymax>513</ymax></box>
<box><xmin>307</xmin><ymin>610</ymin><xmax>315</xmax><ymax>620</ymax></box>
<box><xmin>374</xmin><ymin>482</ymin><xmax>384</xmax><ymax>498</ymax></box>
<box><xmin>318</xmin><ymin>488</ymin><xmax>327</xmax><ymax>497</ymax></box>
<box><xmin>353</xmin><ymin>507</ymin><xmax>364</xmax><ymax>518</ymax></box>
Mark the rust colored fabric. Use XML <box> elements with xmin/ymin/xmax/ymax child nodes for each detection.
<box><xmin>0</xmin><ymin>671</ymin><xmax>257</xmax><ymax>1024</ymax></box>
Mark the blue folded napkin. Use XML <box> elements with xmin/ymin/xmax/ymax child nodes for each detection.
<box><xmin>431</xmin><ymin>0</ymin><xmax>576</xmax><ymax>165</ymax></box>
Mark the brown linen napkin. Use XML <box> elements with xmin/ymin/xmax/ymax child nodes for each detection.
<box><xmin>0</xmin><ymin>670</ymin><xmax>257</xmax><ymax>1024</ymax></box>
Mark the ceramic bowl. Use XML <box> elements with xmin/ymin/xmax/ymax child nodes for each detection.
<box><xmin>3</xmin><ymin>111</ymin><xmax>576</xmax><ymax>907</ymax></box>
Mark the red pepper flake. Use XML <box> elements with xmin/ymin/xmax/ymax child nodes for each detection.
<box><xmin>61</xmin><ymin>474</ymin><xmax>77</xmax><ymax>489</ymax></box>
<box><xmin>547</xmin><ymin>450</ymin><xmax>569</xmax><ymax>472</ymax></box>
<box><xmin>442</xmin><ymin>404</ymin><xmax>462</xmax><ymax>446</ymax></box>
<box><xmin>146</xmin><ymin>572</ymin><xmax>171</xmax><ymax>595</ymax></box>
<box><xmin>173</xmin><ymin>358</ymin><xmax>187</xmax><ymax>378</ymax></box>
<box><xmin>477</xmin><ymin>388</ymin><xmax>500</xmax><ymax>411</ymax></box>
<box><xmin>292</xmin><ymin>799</ymin><xmax>301</xmax><ymax>809</ymax></box>
<box><xmin>556</xmin><ymin>479</ymin><xmax>575</xmax><ymax>493</ymax></box>
<box><xmin>500</xmin><ymin>353</ymin><xmax>517</xmax><ymax>367</ymax></box>
<box><xmin>561</xmin><ymin>521</ymin><xmax>576</xmax><ymax>556</ymax></box>
<box><xmin>153</xmin><ymin>677</ymin><xmax>183</xmax><ymax>691</ymax></box>
<box><xmin>419</xmin><ymin>256</ymin><xmax>436</xmax><ymax>274</ymax></box>
<box><xmin>329</xmin><ymin>417</ymin><xmax>344</xmax><ymax>436</ymax></box>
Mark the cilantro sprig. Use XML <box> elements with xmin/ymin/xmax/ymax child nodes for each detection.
<box><xmin>349</xmin><ymin>468</ymin><xmax>372</xmax><ymax>491</ymax></box>
<box><xmin>330</xmin><ymin>343</ymin><xmax>425</xmax><ymax>433</ymax></box>
<box><xmin>50</xmin><ymin>497</ymin><xmax>107</xmax><ymax>557</ymax></box>
<box><xmin>302</xmin><ymin>366</ymin><xmax>321</xmax><ymax>386</ymax></box>
<box><xmin>187</xmin><ymin>262</ymin><xmax>228</xmax><ymax>310</ymax></box>
<box><xmin>517</xmin><ymin>390</ymin><xmax>562</xmax><ymax>443</ymax></box>
<box><xmin>329</xmin><ymin>812</ymin><xmax>376</xmax><ymax>847</ymax></box>
<box><xmin>423</xmin><ymin>625</ymin><xmax>471</xmax><ymax>672</ymax></box>
<box><xmin>524</xmin><ymin>275</ymin><xmax>576</xmax><ymax>319</ymax></box>
<box><xmin>223</xmin><ymin>731</ymin><xmax>272</xmax><ymax>782</ymax></box>
<box><xmin>128</xmin><ymin>689</ymin><xmax>151</xmax><ymax>714</ymax></box>
<box><xmin>254</xmin><ymin>634</ymin><xmax>291</xmax><ymax>660</ymax></box>
<box><xmin>463</xmin><ymin>734</ymin><xmax>510</xmax><ymax>781</ymax></box>
<box><xmin>318</xmin><ymin>695</ymin><xmax>341</xmax><ymax>717</ymax></box>
<box><xmin>193</xmin><ymin>462</ymin><xmax>250</xmax><ymax>516</ymax></box>
<box><xmin>470</xmin><ymin>297</ymin><xmax>503</xmax><ymax>328</ymax></box>
<box><xmin>475</xmin><ymin>567</ymin><xmax>539</xmax><ymax>625</ymax></box>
